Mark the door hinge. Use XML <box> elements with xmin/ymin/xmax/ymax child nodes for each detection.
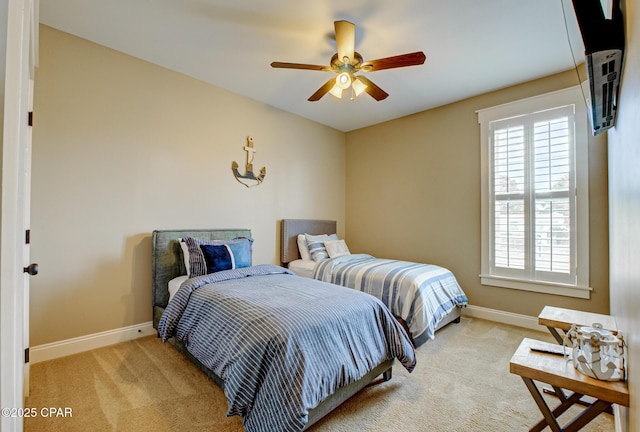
<box><xmin>25</xmin><ymin>229</ymin><xmax>30</xmax><ymax>245</ymax></box>
<box><xmin>28</xmin><ymin>111</ymin><xmax>33</xmax><ymax>127</ymax></box>
<box><xmin>24</xmin><ymin>347</ymin><xmax>30</xmax><ymax>364</ymax></box>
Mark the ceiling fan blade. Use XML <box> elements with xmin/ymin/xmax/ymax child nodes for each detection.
<box><xmin>360</xmin><ymin>51</ymin><xmax>426</xmax><ymax>72</ymax></box>
<box><xmin>308</xmin><ymin>77</ymin><xmax>337</xmax><ymax>101</ymax></box>
<box><xmin>354</xmin><ymin>75</ymin><xmax>389</xmax><ymax>101</ymax></box>
<box><xmin>271</xmin><ymin>62</ymin><xmax>332</xmax><ymax>71</ymax></box>
<box><xmin>334</xmin><ymin>20</ymin><xmax>355</xmax><ymax>63</ymax></box>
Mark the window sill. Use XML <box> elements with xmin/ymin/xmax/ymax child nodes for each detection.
<box><xmin>479</xmin><ymin>275</ymin><xmax>591</xmax><ymax>299</ymax></box>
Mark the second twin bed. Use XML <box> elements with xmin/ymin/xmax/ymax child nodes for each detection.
<box><xmin>280</xmin><ymin>219</ymin><xmax>468</xmax><ymax>347</ymax></box>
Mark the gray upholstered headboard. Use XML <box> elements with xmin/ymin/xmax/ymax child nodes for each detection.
<box><xmin>280</xmin><ymin>219</ymin><xmax>337</xmax><ymax>264</ymax></box>
<box><xmin>151</xmin><ymin>229</ymin><xmax>251</xmax><ymax>328</ymax></box>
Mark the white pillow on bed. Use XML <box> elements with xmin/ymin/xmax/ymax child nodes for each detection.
<box><xmin>324</xmin><ymin>239</ymin><xmax>351</xmax><ymax>258</ymax></box>
<box><xmin>297</xmin><ymin>234</ymin><xmax>312</xmax><ymax>261</ymax></box>
<box><xmin>179</xmin><ymin>238</ymin><xmax>190</xmax><ymax>273</ymax></box>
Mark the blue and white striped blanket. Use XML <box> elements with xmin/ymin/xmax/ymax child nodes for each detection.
<box><xmin>313</xmin><ymin>254</ymin><xmax>468</xmax><ymax>346</ymax></box>
<box><xmin>158</xmin><ymin>264</ymin><xmax>416</xmax><ymax>432</ymax></box>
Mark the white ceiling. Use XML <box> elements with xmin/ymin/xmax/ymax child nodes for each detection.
<box><xmin>39</xmin><ymin>0</ymin><xmax>585</xmax><ymax>132</ymax></box>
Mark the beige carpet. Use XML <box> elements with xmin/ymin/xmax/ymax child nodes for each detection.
<box><xmin>25</xmin><ymin>317</ymin><xmax>614</xmax><ymax>431</ymax></box>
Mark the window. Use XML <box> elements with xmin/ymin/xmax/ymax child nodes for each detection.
<box><xmin>478</xmin><ymin>87</ymin><xmax>590</xmax><ymax>299</ymax></box>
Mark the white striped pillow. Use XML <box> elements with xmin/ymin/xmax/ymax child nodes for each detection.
<box><xmin>305</xmin><ymin>233</ymin><xmax>338</xmax><ymax>262</ymax></box>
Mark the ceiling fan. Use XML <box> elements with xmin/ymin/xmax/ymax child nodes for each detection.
<box><xmin>270</xmin><ymin>20</ymin><xmax>426</xmax><ymax>102</ymax></box>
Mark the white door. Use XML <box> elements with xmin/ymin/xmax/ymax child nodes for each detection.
<box><xmin>1</xmin><ymin>0</ymin><xmax>37</xmax><ymax>430</ymax></box>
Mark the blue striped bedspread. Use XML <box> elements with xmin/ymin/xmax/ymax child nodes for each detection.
<box><xmin>313</xmin><ymin>254</ymin><xmax>468</xmax><ymax>346</ymax></box>
<box><xmin>158</xmin><ymin>264</ymin><xmax>416</xmax><ymax>432</ymax></box>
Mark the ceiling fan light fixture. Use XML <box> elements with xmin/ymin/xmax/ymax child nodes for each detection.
<box><xmin>336</xmin><ymin>72</ymin><xmax>352</xmax><ymax>89</ymax></box>
<box><xmin>352</xmin><ymin>77</ymin><xmax>367</xmax><ymax>96</ymax></box>
<box><xmin>329</xmin><ymin>84</ymin><xmax>343</xmax><ymax>98</ymax></box>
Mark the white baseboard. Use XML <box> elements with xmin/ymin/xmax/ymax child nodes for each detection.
<box><xmin>462</xmin><ymin>305</ymin><xmax>548</xmax><ymax>333</ymax></box>
<box><xmin>614</xmin><ymin>405</ymin><xmax>628</xmax><ymax>432</ymax></box>
<box><xmin>30</xmin><ymin>321</ymin><xmax>156</xmax><ymax>364</ymax></box>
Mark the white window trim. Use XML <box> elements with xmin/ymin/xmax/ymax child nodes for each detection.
<box><xmin>477</xmin><ymin>86</ymin><xmax>591</xmax><ymax>299</ymax></box>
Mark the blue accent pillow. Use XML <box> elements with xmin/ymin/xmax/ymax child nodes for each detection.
<box><xmin>227</xmin><ymin>240</ymin><xmax>251</xmax><ymax>268</ymax></box>
<box><xmin>200</xmin><ymin>244</ymin><xmax>235</xmax><ymax>273</ymax></box>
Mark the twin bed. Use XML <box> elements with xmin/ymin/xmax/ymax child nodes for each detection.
<box><xmin>281</xmin><ymin>219</ymin><xmax>468</xmax><ymax>347</ymax></box>
<box><xmin>152</xmin><ymin>223</ymin><xmax>467</xmax><ymax>431</ymax></box>
<box><xmin>152</xmin><ymin>229</ymin><xmax>416</xmax><ymax>432</ymax></box>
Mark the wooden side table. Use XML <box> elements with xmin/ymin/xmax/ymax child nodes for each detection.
<box><xmin>538</xmin><ymin>306</ymin><xmax>617</xmax><ymax>345</ymax></box>
<box><xmin>510</xmin><ymin>338</ymin><xmax>628</xmax><ymax>432</ymax></box>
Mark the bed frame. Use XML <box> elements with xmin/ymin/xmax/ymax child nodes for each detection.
<box><xmin>280</xmin><ymin>219</ymin><xmax>462</xmax><ymax>337</ymax></box>
<box><xmin>151</xmin><ymin>229</ymin><xmax>393</xmax><ymax>430</ymax></box>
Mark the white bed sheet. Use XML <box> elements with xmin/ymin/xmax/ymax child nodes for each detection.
<box><xmin>287</xmin><ymin>259</ymin><xmax>316</xmax><ymax>278</ymax></box>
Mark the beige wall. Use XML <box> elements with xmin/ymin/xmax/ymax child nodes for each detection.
<box><xmin>608</xmin><ymin>0</ymin><xmax>639</xmax><ymax>428</ymax></box>
<box><xmin>30</xmin><ymin>26</ymin><xmax>346</xmax><ymax>346</ymax></box>
<box><xmin>32</xmin><ymin>24</ymin><xmax>617</xmax><ymax>349</ymax></box>
<box><xmin>345</xmin><ymin>70</ymin><xmax>609</xmax><ymax>318</ymax></box>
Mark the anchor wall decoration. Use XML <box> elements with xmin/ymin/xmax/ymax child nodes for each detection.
<box><xmin>232</xmin><ymin>136</ymin><xmax>266</xmax><ymax>188</ymax></box>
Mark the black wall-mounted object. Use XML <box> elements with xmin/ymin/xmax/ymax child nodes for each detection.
<box><xmin>572</xmin><ymin>0</ymin><xmax>624</xmax><ymax>54</ymax></box>
<box><xmin>571</xmin><ymin>0</ymin><xmax>625</xmax><ymax>135</ymax></box>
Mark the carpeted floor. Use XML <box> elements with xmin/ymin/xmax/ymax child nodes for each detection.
<box><xmin>25</xmin><ymin>317</ymin><xmax>615</xmax><ymax>431</ymax></box>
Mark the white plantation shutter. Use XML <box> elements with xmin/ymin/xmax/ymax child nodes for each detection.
<box><xmin>493</xmin><ymin>125</ymin><xmax>526</xmax><ymax>271</ymax></box>
<box><xmin>478</xmin><ymin>87</ymin><xmax>590</xmax><ymax>298</ymax></box>
<box><xmin>532</xmin><ymin>116</ymin><xmax>572</xmax><ymax>275</ymax></box>
<box><xmin>490</xmin><ymin>106</ymin><xmax>575</xmax><ymax>285</ymax></box>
